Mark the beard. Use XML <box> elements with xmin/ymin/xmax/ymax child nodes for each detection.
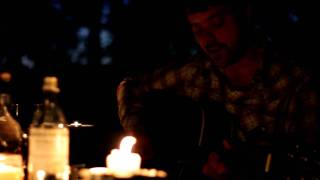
<box><xmin>204</xmin><ymin>43</ymin><xmax>233</xmax><ymax>68</ymax></box>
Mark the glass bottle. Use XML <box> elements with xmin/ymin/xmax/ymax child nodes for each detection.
<box><xmin>0</xmin><ymin>72</ymin><xmax>24</xmax><ymax>179</ymax></box>
<box><xmin>27</xmin><ymin>76</ymin><xmax>70</xmax><ymax>180</ymax></box>
<box><xmin>0</xmin><ymin>94</ymin><xmax>23</xmax><ymax>153</ymax></box>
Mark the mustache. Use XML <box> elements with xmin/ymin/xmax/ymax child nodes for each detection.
<box><xmin>205</xmin><ymin>42</ymin><xmax>228</xmax><ymax>51</ymax></box>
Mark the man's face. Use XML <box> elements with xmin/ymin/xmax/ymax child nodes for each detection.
<box><xmin>187</xmin><ymin>5</ymin><xmax>241</xmax><ymax>68</ymax></box>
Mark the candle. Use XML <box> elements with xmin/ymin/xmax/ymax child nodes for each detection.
<box><xmin>106</xmin><ymin>136</ymin><xmax>141</xmax><ymax>178</ymax></box>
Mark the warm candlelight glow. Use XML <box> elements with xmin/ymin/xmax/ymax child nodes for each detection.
<box><xmin>36</xmin><ymin>170</ymin><xmax>46</xmax><ymax>180</ymax></box>
<box><xmin>89</xmin><ymin>167</ymin><xmax>108</xmax><ymax>175</ymax></box>
<box><xmin>0</xmin><ymin>153</ymin><xmax>24</xmax><ymax>180</ymax></box>
<box><xmin>0</xmin><ymin>164</ymin><xmax>23</xmax><ymax>180</ymax></box>
<box><xmin>106</xmin><ymin>136</ymin><xmax>141</xmax><ymax>178</ymax></box>
<box><xmin>137</xmin><ymin>168</ymin><xmax>167</xmax><ymax>178</ymax></box>
<box><xmin>79</xmin><ymin>167</ymin><xmax>168</xmax><ymax>179</ymax></box>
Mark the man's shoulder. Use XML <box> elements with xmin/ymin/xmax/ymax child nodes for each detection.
<box><xmin>262</xmin><ymin>48</ymin><xmax>303</xmax><ymax>74</ymax></box>
<box><xmin>262</xmin><ymin>50</ymin><xmax>315</xmax><ymax>89</ymax></box>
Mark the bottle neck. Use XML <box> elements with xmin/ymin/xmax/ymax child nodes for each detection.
<box><xmin>31</xmin><ymin>91</ymin><xmax>67</xmax><ymax>127</ymax></box>
<box><xmin>43</xmin><ymin>91</ymin><xmax>58</xmax><ymax>105</ymax></box>
<box><xmin>0</xmin><ymin>93</ymin><xmax>10</xmax><ymax>116</ymax></box>
<box><xmin>0</xmin><ymin>93</ymin><xmax>11</xmax><ymax>106</ymax></box>
<box><xmin>0</xmin><ymin>93</ymin><xmax>22</xmax><ymax>153</ymax></box>
<box><xmin>0</xmin><ymin>72</ymin><xmax>13</xmax><ymax>100</ymax></box>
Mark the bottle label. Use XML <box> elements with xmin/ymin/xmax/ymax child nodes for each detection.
<box><xmin>28</xmin><ymin>127</ymin><xmax>69</xmax><ymax>176</ymax></box>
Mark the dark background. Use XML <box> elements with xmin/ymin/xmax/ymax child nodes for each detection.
<box><xmin>0</xmin><ymin>0</ymin><xmax>317</xmax><ymax>166</ymax></box>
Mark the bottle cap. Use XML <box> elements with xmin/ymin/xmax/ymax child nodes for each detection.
<box><xmin>42</xmin><ymin>76</ymin><xmax>60</xmax><ymax>93</ymax></box>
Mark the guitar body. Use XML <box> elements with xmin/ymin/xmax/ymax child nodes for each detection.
<box><xmin>139</xmin><ymin>91</ymin><xmax>320</xmax><ymax>179</ymax></box>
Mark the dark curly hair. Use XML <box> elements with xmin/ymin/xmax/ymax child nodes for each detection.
<box><xmin>182</xmin><ymin>0</ymin><xmax>249</xmax><ymax>15</ymax></box>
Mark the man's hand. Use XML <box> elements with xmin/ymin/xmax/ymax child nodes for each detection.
<box><xmin>202</xmin><ymin>152</ymin><xmax>229</xmax><ymax>180</ymax></box>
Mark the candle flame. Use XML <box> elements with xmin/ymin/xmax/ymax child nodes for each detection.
<box><xmin>119</xmin><ymin>136</ymin><xmax>136</xmax><ymax>153</ymax></box>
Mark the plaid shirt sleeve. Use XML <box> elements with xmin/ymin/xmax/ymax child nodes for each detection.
<box><xmin>274</xmin><ymin>64</ymin><xmax>319</xmax><ymax>146</ymax></box>
<box><xmin>293</xmin><ymin>74</ymin><xmax>319</xmax><ymax>145</ymax></box>
<box><xmin>116</xmin><ymin>60</ymin><xmax>212</xmax><ymax>132</ymax></box>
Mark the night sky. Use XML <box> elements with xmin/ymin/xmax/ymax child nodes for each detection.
<box><xmin>0</xmin><ymin>0</ymin><xmax>317</xmax><ymax>166</ymax></box>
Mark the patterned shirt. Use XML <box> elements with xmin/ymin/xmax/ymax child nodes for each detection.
<box><xmin>117</xmin><ymin>50</ymin><xmax>318</xmax><ymax>147</ymax></box>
